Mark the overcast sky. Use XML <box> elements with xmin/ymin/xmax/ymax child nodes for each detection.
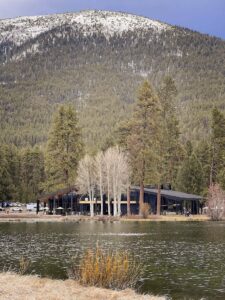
<box><xmin>0</xmin><ymin>0</ymin><xmax>224</xmax><ymax>39</ymax></box>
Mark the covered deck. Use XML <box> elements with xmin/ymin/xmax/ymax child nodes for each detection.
<box><xmin>37</xmin><ymin>187</ymin><xmax>79</xmax><ymax>215</ymax></box>
<box><xmin>131</xmin><ymin>186</ymin><xmax>202</xmax><ymax>214</ymax></box>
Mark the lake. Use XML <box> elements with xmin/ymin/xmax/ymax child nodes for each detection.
<box><xmin>0</xmin><ymin>221</ymin><xmax>225</xmax><ymax>300</ymax></box>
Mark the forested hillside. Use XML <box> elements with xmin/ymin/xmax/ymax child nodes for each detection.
<box><xmin>0</xmin><ymin>10</ymin><xmax>225</xmax><ymax>151</ymax></box>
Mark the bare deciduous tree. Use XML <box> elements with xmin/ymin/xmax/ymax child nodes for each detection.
<box><xmin>95</xmin><ymin>151</ymin><xmax>105</xmax><ymax>216</ymax></box>
<box><xmin>207</xmin><ymin>183</ymin><xmax>225</xmax><ymax>221</ymax></box>
<box><xmin>76</xmin><ymin>155</ymin><xmax>95</xmax><ymax>217</ymax></box>
<box><xmin>76</xmin><ymin>147</ymin><xmax>130</xmax><ymax>217</ymax></box>
<box><xmin>104</xmin><ymin>147</ymin><xmax>114</xmax><ymax>216</ymax></box>
<box><xmin>115</xmin><ymin>149</ymin><xmax>130</xmax><ymax>216</ymax></box>
<box><xmin>104</xmin><ymin>146</ymin><xmax>130</xmax><ymax>216</ymax></box>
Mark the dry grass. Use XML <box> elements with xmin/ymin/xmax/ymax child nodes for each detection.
<box><xmin>69</xmin><ymin>246</ymin><xmax>142</xmax><ymax>290</ymax></box>
<box><xmin>0</xmin><ymin>212</ymin><xmax>210</xmax><ymax>223</ymax></box>
<box><xmin>0</xmin><ymin>273</ymin><xmax>165</xmax><ymax>300</ymax></box>
<box><xmin>18</xmin><ymin>257</ymin><xmax>30</xmax><ymax>275</ymax></box>
<box><xmin>139</xmin><ymin>203</ymin><xmax>151</xmax><ymax>219</ymax></box>
<box><xmin>122</xmin><ymin>214</ymin><xmax>210</xmax><ymax>222</ymax></box>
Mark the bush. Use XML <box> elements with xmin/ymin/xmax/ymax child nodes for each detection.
<box><xmin>69</xmin><ymin>246</ymin><xmax>142</xmax><ymax>290</ymax></box>
<box><xmin>140</xmin><ymin>203</ymin><xmax>151</xmax><ymax>219</ymax></box>
<box><xmin>207</xmin><ymin>184</ymin><xmax>225</xmax><ymax>221</ymax></box>
<box><xmin>18</xmin><ymin>256</ymin><xmax>30</xmax><ymax>275</ymax></box>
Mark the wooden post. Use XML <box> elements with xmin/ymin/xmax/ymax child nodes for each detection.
<box><xmin>36</xmin><ymin>199</ymin><xmax>40</xmax><ymax>215</ymax></box>
<box><xmin>127</xmin><ymin>186</ymin><xmax>131</xmax><ymax>216</ymax></box>
<box><xmin>157</xmin><ymin>184</ymin><xmax>161</xmax><ymax>215</ymax></box>
<box><xmin>139</xmin><ymin>182</ymin><xmax>144</xmax><ymax>215</ymax></box>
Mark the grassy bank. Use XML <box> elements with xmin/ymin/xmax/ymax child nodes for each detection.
<box><xmin>0</xmin><ymin>273</ymin><xmax>165</xmax><ymax>300</ymax></box>
<box><xmin>0</xmin><ymin>212</ymin><xmax>210</xmax><ymax>222</ymax></box>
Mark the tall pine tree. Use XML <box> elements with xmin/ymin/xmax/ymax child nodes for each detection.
<box><xmin>176</xmin><ymin>141</ymin><xmax>204</xmax><ymax>195</ymax></box>
<box><xmin>0</xmin><ymin>144</ymin><xmax>20</xmax><ymax>202</ymax></box>
<box><xmin>123</xmin><ymin>81</ymin><xmax>162</xmax><ymax>212</ymax></box>
<box><xmin>45</xmin><ymin>105</ymin><xmax>83</xmax><ymax>191</ymax></box>
<box><xmin>20</xmin><ymin>147</ymin><xmax>45</xmax><ymax>202</ymax></box>
<box><xmin>210</xmin><ymin>108</ymin><xmax>225</xmax><ymax>186</ymax></box>
<box><xmin>158</xmin><ymin>76</ymin><xmax>182</xmax><ymax>187</ymax></box>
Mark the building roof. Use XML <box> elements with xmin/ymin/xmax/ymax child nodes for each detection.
<box><xmin>131</xmin><ymin>186</ymin><xmax>202</xmax><ymax>201</ymax></box>
<box><xmin>38</xmin><ymin>186</ymin><xmax>77</xmax><ymax>202</ymax></box>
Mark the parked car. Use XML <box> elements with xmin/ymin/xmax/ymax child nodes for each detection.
<box><xmin>26</xmin><ymin>203</ymin><xmax>37</xmax><ymax>212</ymax></box>
<box><xmin>11</xmin><ymin>207</ymin><xmax>23</xmax><ymax>213</ymax></box>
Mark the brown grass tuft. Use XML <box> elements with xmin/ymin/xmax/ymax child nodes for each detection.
<box><xmin>18</xmin><ymin>256</ymin><xmax>30</xmax><ymax>275</ymax></box>
<box><xmin>140</xmin><ymin>203</ymin><xmax>151</xmax><ymax>219</ymax></box>
<box><xmin>69</xmin><ymin>246</ymin><xmax>142</xmax><ymax>290</ymax></box>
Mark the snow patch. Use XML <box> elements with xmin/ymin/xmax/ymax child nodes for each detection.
<box><xmin>0</xmin><ymin>10</ymin><xmax>171</xmax><ymax>47</ymax></box>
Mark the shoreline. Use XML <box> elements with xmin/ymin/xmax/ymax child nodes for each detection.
<box><xmin>0</xmin><ymin>273</ymin><xmax>165</xmax><ymax>300</ymax></box>
<box><xmin>0</xmin><ymin>212</ymin><xmax>210</xmax><ymax>223</ymax></box>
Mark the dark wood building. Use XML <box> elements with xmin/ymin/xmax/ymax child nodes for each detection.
<box><xmin>38</xmin><ymin>186</ymin><xmax>202</xmax><ymax>215</ymax></box>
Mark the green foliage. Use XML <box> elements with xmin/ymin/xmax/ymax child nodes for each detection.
<box><xmin>210</xmin><ymin>107</ymin><xmax>225</xmax><ymax>185</ymax></box>
<box><xmin>123</xmin><ymin>81</ymin><xmax>162</xmax><ymax>186</ymax></box>
<box><xmin>158</xmin><ymin>76</ymin><xmax>182</xmax><ymax>187</ymax></box>
<box><xmin>0</xmin><ymin>144</ymin><xmax>20</xmax><ymax>201</ymax></box>
<box><xmin>45</xmin><ymin>104</ymin><xmax>83</xmax><ymax>191</ymax></box>
<box><xmin>0</xmin><ymin>144</ymin><xmax>45</xmax><ymax>203</ymax></box>
<box><xmin>176</xmin><ymin>142</ymin><xmax>204</xmax><ymax>195</ymax></box>
<box><xmin>20</xmin><ymin>147</ymin><xmax>45</xmax><ymax>202</ymax></box>
<box><xmin>195</xmin><ymin>140</ymin><xmax>211</xmax><ymax>195</ymax></box>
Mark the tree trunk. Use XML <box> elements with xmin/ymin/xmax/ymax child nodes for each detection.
<box><xmin>99</xmin><ymin>171</ymin><xmax>103</xmax><ymax>216</ymax></box>
<box><xmin>89</xmin><ymin>187</ymin><xmax>94</xmax><ymax>217</ymax></box>
<box><xmin>64</xmin><ymin>169</ymin><xmax>69</xmax><ymax>188</ymax></box>
<box><xmin>107</xmin><ymin>183</ymin><xmax>111</xmax><ymax>216</ymax></box>
<box><xmin>210</xmin><ymin>145</ymin><xmax>214</xmax><ymax>186</ymax></box>
<box><xmin>113</xmin><ymin>193</ymin><xmax>117</xmax><ymax>216</ymax></box>
<box><xmin>100</xmin><ymin>190</ymin><xmax>103</xmax><ymax>216</ymax></box>
<box><xmin>139</xmin><ymin>182</ymin><xmax>144</xmax><ymax>215</ymax></box>
<box><xmin>117</xmin><ymin>187</ymin><xmax>121</xmax><ymax>216</ymax></box>
<box><xmin>157</xmin><ymin>184</ymin><xmax>161</xmax><ymax>215</ymax></box>
<box><xmin>127</xmin><ymin>186</ymin><xmax>131</xmax><ymax>216</ymax></box>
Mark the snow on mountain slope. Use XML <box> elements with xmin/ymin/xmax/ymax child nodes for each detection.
<box><xmin>0</xmin><ymin>10</ymin><xmax>171</xmax><ymax>47</ymax></box>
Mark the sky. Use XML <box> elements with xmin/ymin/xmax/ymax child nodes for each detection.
<box><xmin>0</xmin><ymin>0</ymin><xmax>225</xmax><ymax>40</ymax></box>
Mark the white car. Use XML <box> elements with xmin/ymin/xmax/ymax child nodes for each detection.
<box><xmin>12</xmin><ymin>207</ymin><xmax>23</xmax><ymax>212</ymax></box>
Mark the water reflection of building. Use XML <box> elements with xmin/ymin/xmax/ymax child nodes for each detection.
<box><xmin>37</xmin><ymin>186</ymin><xmax>202</xmax><ymax>215</ymax></box>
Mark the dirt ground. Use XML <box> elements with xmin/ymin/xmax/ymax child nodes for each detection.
<box><xmin>0</xmin><ymin>273</ymin><xmax>165</xmax><ymax>300</ymax></box>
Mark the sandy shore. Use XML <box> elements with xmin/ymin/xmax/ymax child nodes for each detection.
<box><xmin>0</xmin><ymin>212</ymin><xmax>210</xmax><ymax>222</ymax></box>
<box><xmin>0</xmin><ymin>273</ymin><xmax>165</xmax><ymax>300</ymax></box>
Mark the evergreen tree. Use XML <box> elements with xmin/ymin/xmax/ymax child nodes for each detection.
<box><xmin>45</xmin><ymin>105</ymin><xmax>83</xmax><ymax>191</ymax></box>
<box><xmin>210</xmin><ymin>108</ymin><xmax>225</xmax><ymax>185</ymax></box>
<box><xmin>158</xmin><ymin>76</ymin><xmax>182</xmax><ymax>187</ymax></box>
<box><xmin>123</xmin><ymin>81</ymin><xmax>162</xmax><ymax>210</ymax></box>
<box><xmin>0</xmin><ymin>144</ymin><xmax>20</xmax><ymax>202</ymax></box>
<box><xmin>176</xmin><ymin>142</ymin><xmax>204</xmax><ymax>195</ymax></box>
<box><xmin>195</xmin><ymin>140</ymin><xmax>211</xmax><ymax>194</ymax></box>
<box><xmin>20</xmin><ymin>147</ymin><xmax>45</xmax><ymax>202</ymax></box>
<box><xmin>0</xmin><ymin>145</ymin><xmax>12</xmax><ymax>202</ymax></box>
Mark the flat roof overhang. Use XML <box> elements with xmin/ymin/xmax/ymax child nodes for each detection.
<box><xmin>131</xmin><ymin>186</ymin><xmax>202</xmax><ymax>201</ymax></box>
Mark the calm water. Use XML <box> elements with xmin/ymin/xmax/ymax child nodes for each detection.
<box><xmin>0</xmin><ymin>221</ymin><xmax>225</xmax><ymax>300</ymax></box>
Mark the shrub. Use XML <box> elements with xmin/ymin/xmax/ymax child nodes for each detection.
<box><xmin>140</xmin><ymin>203</ymin><xmax>151</xmax><ymax>219</ymax></box>
<box><xmin>207</xmin><ymin>184</ymin><xmax>225</xmax><ymax>221</ymax></box>
<box><xmin>18</xmin><ymin>256</ymin><xmax>30</xmax><ymax>275</ymax></box>
<box><xmin>69</xmin><ymin>246</ymin><xmax>142</xmax><ymax>290</ymax></box>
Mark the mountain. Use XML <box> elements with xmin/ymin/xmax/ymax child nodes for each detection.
<box><xmin>0</xmin><ymin>10</ymin><xmax>225</xmax><ymax>151</ymax></box>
